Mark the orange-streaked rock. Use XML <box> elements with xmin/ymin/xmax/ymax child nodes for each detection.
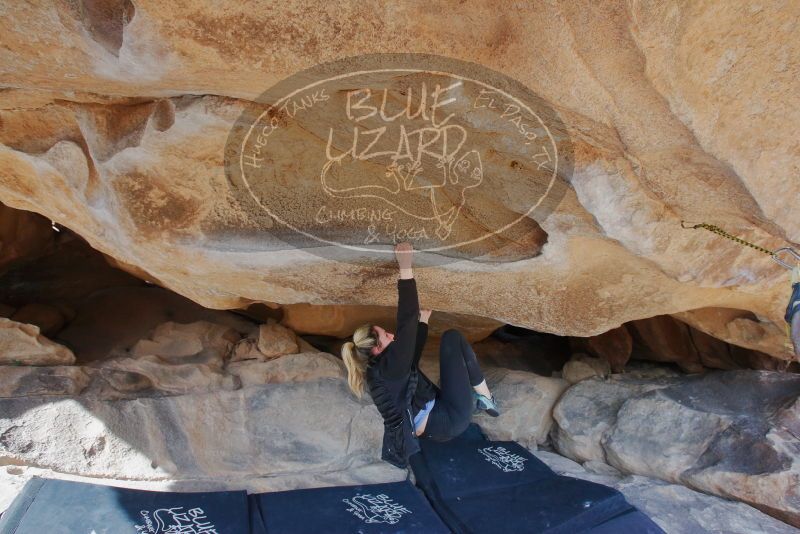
<box><xmin>0</xmin><ymin>1</ymin><xmax>797</xmax><ymax>365</ymax></box>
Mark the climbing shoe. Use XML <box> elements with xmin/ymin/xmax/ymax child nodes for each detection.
<box><xmin>473</xmin><ymin>392</ymin><xmax>500</xmax><ymax>417</ymax></box>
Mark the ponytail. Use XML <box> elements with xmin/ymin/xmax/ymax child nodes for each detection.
<box><xmin>341</xmin><ymin>323</ymin><xmax>378</xmax><ymax>398</ymax></box>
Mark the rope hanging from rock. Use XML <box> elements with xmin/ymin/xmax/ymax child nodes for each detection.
<box><xmin>680</xmin><ymin>221</ymin><xmax>800</xmax><ymax>270</ymax></box>
<box><xmin>681</xmin><ymin>220</ymin><xmax>800</xmax><ymax>352</ymax></box>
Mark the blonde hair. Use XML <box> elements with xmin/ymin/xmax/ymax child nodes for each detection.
<box><xmin>341</xmin><ymin>323</ymin><xmax>378</xmax><ymax>398</ymax></box>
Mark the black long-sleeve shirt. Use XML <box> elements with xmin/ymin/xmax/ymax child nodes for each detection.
<box><xmin>410</xmin><ymin>320</ymin><xmax>439</xmax><ymax>416</ymax></box>
<box><xmin>371</xmin><ymin>278</ymin><xmax>439</xmax><ymax>415</ymax></box>
<box><xmin>381</xmin><ymin>278</ymin><xmax>420</xmax><ymax>380</ymax></box>
<box><xmin>365</xmin><ymin>277</ymin><xmax>439</xmax><ymax>467</ymax></box>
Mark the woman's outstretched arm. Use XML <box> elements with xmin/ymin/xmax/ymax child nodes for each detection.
<box><xmin>412</xmin><ymin>309</ymin><xmax>431</xmax><ymax>368</ymax></box>
<box><xmin>385</xmin><ymin>242</ymin><xmax>419</xmax><ymax>379</ymax></box>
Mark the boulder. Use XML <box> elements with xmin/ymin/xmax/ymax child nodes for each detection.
<box><xmin>476</xmin><ymin>368</ymin><xmax>569</xmax><ymax>449</ymax></box>
<box><xmin>230</xmin><ymin>336</ymin><xmax>263</xmax><ymax>362</ymax></box>
<box><xmin>256</xmin><ymin>320</ymin><xmax>300</xmax><ymax>359</ymax></box>
<box><xmin>535</xmin><ymin>451</ymin><xmax>797</xmax><ymax>534</ymax></box>
<box><xmin>0</xmin><ymin>318</ymin><xmax>75</xmax><ymax>366</ymax></box>
<box><xmin>101</xmin><ymin>321</ymin><xmax>242</xmax><ymax>395</ymax></box>
<box><xmin>552</xmin><ymin>370</ymin><xmax>800</xmax><ymax>527</ymax></box>
<box><xmin>562</xmin><ymin>353</ymin><xmax>611</xmax><ymax>383</ymax></box>
<box><xmin>551</xmin><ymin>376</ymin><xmax>671</xmax><ymax>463</ymax></box>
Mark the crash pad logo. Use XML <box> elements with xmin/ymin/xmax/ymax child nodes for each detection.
<box><xmin>134</xmin><ymin>506</ymin><xmax>219</xmax><ymax>533</ymax></box>
<box><xmin>225</xmin><ymin>53</ymin><xmax>572</xmax><ymax>265</ymax></box>
<box><xmin>478</xmin><ymin>445</ymin><xmax>528</xmax><ymax>472</ymax></box>
<box><xmin>342</xmin><ymin>492</ymin><xmax>412</xmax><ymax>525</ymax></box>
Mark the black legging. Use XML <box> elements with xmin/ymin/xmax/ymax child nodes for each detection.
<box><xmin>420</xmin><ymin>329</ymin><xmax>486</xmax><ymax>442</ymax></box>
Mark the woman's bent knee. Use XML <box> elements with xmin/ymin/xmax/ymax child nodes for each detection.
<box><xmin>442</xmin><ymin>328</ymin><xmax>464</xmax><ymax>342</ymax></box>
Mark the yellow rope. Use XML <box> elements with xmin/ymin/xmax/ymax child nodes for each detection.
<box><xmin>680</xmin><ymin>221</ymin><xmax>776</xmax><ymax>256</ymax></box>
<box><xmin>681</xmin><ymin>221</ymin><xmax>798</xmax><ymax>353</ymax></box>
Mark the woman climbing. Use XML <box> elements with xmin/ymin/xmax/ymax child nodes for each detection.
<box><xmin>340</xmin><ymin>241</ymin><xmax>499</xmax><ymax>469</ymax></box>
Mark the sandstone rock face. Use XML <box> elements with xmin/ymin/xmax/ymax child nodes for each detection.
<box><xmin>569</xmin><ymin>326</ymin><xmax>632</xmax><ymax>373</ymax></box>
<box><xmin>100</xmin><ymin>352</ymin><xmax>239</xmax><ymax>395</ymax></box>
<box><xmin>0</xmin><ymin>366</ymin><xmax>90</xmax><ymax>398</ymax></box>
<box><xmin>99</xmin><ymin>320</ymin><xmax>241</xmax><ymax>395</ymax></box>
<box><xmin>282</xmin><ymin>303</ymin><xmax>502</xmax><ymax>343</ymax></box>
<box><xmin>0</xmin><ymin>350</ymin><xmax>562</xmax><ymax>514</ymax></box>
<box><xmin>675</xmin><ymin>307</ymin><xmax>798</xmax><ymax>370</ymax></box>
<box><xmin>1</xmin><ymin>302</ymin><xmax>797</xmax><ymax>530</ymax></box>
<box><xmin>552</xmin><ymin>370</ymin><xmax>800</xmax><ymax>527</ymax></box>
<box><xmin>9</xmin><ymin>303</ymin><xmax>66</xmax><ymax>337</ymax></box>
<box><xmin>0</xmin><ymin>202</ymin><xmax>55</xmax><ymax>271</ymax></box>
<box><xmin>227</xmin><ymin>352</ymin><xmax>345</xmax><ymax>387</ymax></box>
<box><xmin>629</xmin><ymin>315</ymin><xmax>705</xmax><ymax>373</ymax></box>
<box><xmin>0</xmin><ymin>318</ymin><xmax>75</xmax><ymax>366</ymax></box>
<box><xmin>0</xmin><ymin>2</ymin><xmax>797</xmax><ymax>364</ymax></box>
<box><xmin>0</xmin><ymin>373</ymin><xmax>389</xmax><ymax>488</ymax></box>
<box><xmin>472</xmin><ymin>328</ymin><xmax>571</xmax><ymax>376</ymax></box>
<box><xmin>2</xmin><ymin>342</ymin><xmax>795</xmax><ymax>532</ymax></box>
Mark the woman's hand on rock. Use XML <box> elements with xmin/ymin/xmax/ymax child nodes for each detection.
<box><xmin>394</xmin><ymin>242</ymin><xmax>414</xmax><ymax>269</ymax></box>
<box><xmin>419</xmin><ymin>309</ymin><xmax>432</xmax><ymax>323</ymax></box>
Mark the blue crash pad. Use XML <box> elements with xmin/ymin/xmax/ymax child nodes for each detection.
<box><xmin>0</xmin><ymin>476</ymin><xmax>250</xmax><ymax>534</ymax></box>
<box><xmin>251</xmin><ymin>480</ymin><xmax>450</xmax><ymax>534</ymax></box>
<box><xmin>414</xmin><ymin>436</ymin><xmax>557</xmax><ymax>499</ymax></box>
<box><xmin>410</xmin><ymin>423</ymin><xmax>665</xmax><ymax>534</ymax></box>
